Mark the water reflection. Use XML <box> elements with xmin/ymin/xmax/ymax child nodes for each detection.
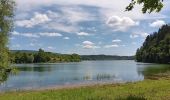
<box><xmin>137</xmin><ymin>63</ymin><xmax>170</xmax><ymax>79</ymax></box>
<box><xmin>17</xmin><ymin>66</ymin><xmax>53</xmax><ymax>72</ymax></box>
<box><xmin>0</xmin><ymin>70</ymin><xmax>9</xmax><ymax>83</ymax></box>
<box><xmin>0</xmin><ymin>61</ymin><xmax>169</xmax><ymax>91</ymax></box>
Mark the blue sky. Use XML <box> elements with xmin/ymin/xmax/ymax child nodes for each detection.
<box><xmin>9</xmin><ymin>0</ymin><xmax>170</xmax><ymax>56</ymax></box>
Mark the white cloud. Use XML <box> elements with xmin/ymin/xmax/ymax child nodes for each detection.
<box><xmin>83</xmin><ymin>41</ymin><xmax>94</xmax><ymax>45</ymax></box>
<box><xmin>39</xmin><ymin>32</ymin><xmax>62</xmax><ymax>37</ymax></box>
<box><xmin>83</xmin><ymin>45</ymin><xmax>100</xmax><ymax>49</ymax></box>
<box><xmin>104</xmin><ymin>44</ymin><xmax>119</xmax><ymax>48</ymax></box>
<box><xmin>112</xmin><ymin>39</ymin><xmax>121</xmax><ymax>43</ymax></box>
<box><xmin>11</xmin><ymin>31</ymin><xmax>20</xmax><ymax>35</ymax></box>
<box><xmin>77</xmin><ymin>32</ymin><xmax>90</xmax><ymax>36</ymax></box>
<box><xmin>22</xmin><ymin>33</ymin><xmax>40</xmax><ymax>38</ymax></box>
<box><xmin>45</xmin><ymin>23</ymin><xmax>78</xmax><ymax>33</ymax></box>
<box><xmin>149</xmin><ymin>20</ymin><xmax>166</xmax><ymax>28</ymax></box>
<box><xmin>43</xmin><ymin>8</ymin><xmax>95</xmax><ymax>33</ymax></box>
<box><xmin>16</xmin><ymin>12</ymin><xmax>51</xmax><ymax>28</ymax></box>
<box><xmin>106</xmin><ymin>16</ymin><xmax>139</xmax><ymax>31</ymax></box>
<box><xmin>11</xmin><ymin>31</ymin><xmax>63</xmax><ymax>38</ymax></box>
<box><xmin>61</xmin><ymin>8</ymin><xmax>95</xmax><ymax>24</ymax></box>
<box><xmin>12</xmin><ymin>31</ymin><xmax>40</xmax><ymax>38</ymax></box>
<box><xmin>130</xmin><ymin>34</ymin><xmax>139</xmax><ymax>39</ymax></box>
<box><xmin>16</xmin><ymin>0</ymin><xmax>167</xmax><ymax>21</ymax></box>
<box><xmin>47</xmin><ymin>46</ymin><xmax>55</xmax><ymax>50</ymax></box>
<box><xmin>63</xmin><ymin>37</ymin><xmax>70</xmax><ymax>40</ymax></box>
<box><xmin>130</xmin><ymin>32</ymin><xmax>149</xmax><ymax>39</ymax></box>
<box><xmin>82</xmin><ymin>41</ymin><xmax>100</xmax><ymax>49</ymax></box>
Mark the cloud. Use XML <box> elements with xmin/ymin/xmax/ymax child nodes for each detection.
<box><xmin>11</xmin><ymin>31</ymin><xmax>63</xmax><ymax>38</ymax></box>
<box><xmin>44</xmin><ymin>8</ymin><xmax>96</xmax><ymax>33</ymax></box>
<box><xmin>47</xmin><ymin>46</ymin><xmax>55</xmax><ymax>50</ymax></box>
<box><xmin>11</xmin><ymin>31</ymin><xmax>20</xmax><ymax>35</ymax></box>
<box><xmin>16</xmin><ymin>12</ymin><xmax>51</xmax><ymax>28</ymax></box>
<box><xmin>21</xmin><ymin>33</ymin><xmax>40</xmax><ymax>38</ymax></box>
<box><xmin>106</xmin><ymin>16</ymin><xmax>139</xmax><ymax>31</ymax></box>
<box><xmin>112</xmin><ymin>39</ymin><xmax>121</xmax><ymax>43</ymax></box>
<box><xmin>104</xmin><ymin>44</ymin><xmax>119</xmax><ymax>48</ymax></box>
<box><xmin>149</xmin><ymin>20</ymin><xmax>166</xmax><ymax>28</ymax></box>
<box><xmin>44</xmin><ymin>23</ymin><xmax>78</xmax><ymax>33</ymax></box>
<box><xmin>63</xmin><ymin>37</ymin><xmax>70</xmax><ymax>39</ymax></box>
<box><xmin>82</xmin><ymin>41</ymin><xmax>100</xmax><ymax>49</ymax></box>
<box><xmin>39</xmin><ymin>32</ymin><xmax>62</xmax><ymax>37</ymax></box>
<box><xmin>76</xmin><ymin>32</ymin><xmax>90</xmax><ymax>36</ymax></box>
<box><xmin>12</xmin><ymin>31</ymin><xmax>40</xmax><ymax>38</ymax></box>
<box><xmin>61</xmin><ymin>8</ymin><xmax>95</xmax><ymax>24</ymax></box>
<box><xmin>130</xmin><ymin>32</ymin><xmax>149</xmax><ymax>39</ymax></box>
<box><xmin>83</xmin><ymin>41</ymin><xmax>94</xmax><ymax>45</ymax></box>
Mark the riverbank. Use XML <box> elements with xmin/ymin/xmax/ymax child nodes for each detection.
<box><xmin>0</xmin><ymin>77</ymin><xmax>170</xmax><ymax>100</ymax></box>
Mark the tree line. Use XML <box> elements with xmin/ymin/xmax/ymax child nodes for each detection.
<box><xmin>136</xmin><ymin>25</ymin><xmax>170</xmax><ymax>64</ymax></box>
<box><xmin>81</xmin><ymin>55</ymin><xmax>134</xmax><ymax>60</ymax></box>
<box><xmin>10</xmin><ymin>49</ymin><xmax>81</xmax><ymax>64</ymax></box>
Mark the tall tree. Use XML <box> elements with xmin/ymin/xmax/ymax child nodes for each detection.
<box><xmin>136</xmin><ymin>25</ymin><xmax>170</xmax><ymax>64</ymax></box>
<box><xmin>126</xmin><ymin>0</ymin><xmax>164</xmax><ymax>13</ymax></box>
<box><xmin>0</xmin><ymin>0</ymin><xmax>15</xmax><ymax>69</ymax></box>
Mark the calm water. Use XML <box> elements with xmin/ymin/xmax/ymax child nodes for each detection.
<box><xmin>0</xmin><ymin>60</ymin><xmax>169</xmax><ymax>91</ymax></box>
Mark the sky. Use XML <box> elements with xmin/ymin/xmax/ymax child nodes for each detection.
<box><xmin>9</xmin><ymin>0</ymin><xmax>170</xmax><ymax>56</ymax></box>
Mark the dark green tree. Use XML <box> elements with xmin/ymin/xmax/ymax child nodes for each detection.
<box><xmin>126</xmin><ymin>0</ymin><xmax>164</xmax><ymax>13</ymax></box>
<box><xmin>136</xmin><ymin>25</ymin><xmax>170</xmax><ymax>64</ymax></box>
<box><xmin>0</xmin><ymin>0</ymin><xmax>15</xmax><ymax>69</ymax></box>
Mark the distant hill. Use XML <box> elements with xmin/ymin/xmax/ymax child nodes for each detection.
<box><xmin>11</xmin><ymin>50</ymin><xmax>38</xmax><ymax>53</ymax></box>
<box><xmin>81</xmin><ymin>55</ymin><xmax>135</xmax><ymax>60</ymax></box>
<box><xmin>10</xmin><ymin>50</ymin><xmax>61</xmax><ymax>55</ymax></box>
<box><xmin>136</xmin><ymin>25</ymin><xmax>170</xmax><ymax>64</ymax></box>
<box><xmin>10</xmin><ymin>50</ymin><xmax>135</xmax><ymax>61</ymax></box>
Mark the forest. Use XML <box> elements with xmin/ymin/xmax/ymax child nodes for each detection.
<box><xmin>136</xmin><ymin>25</ymin><xmax>170</xmax><ymax>64</ymax></box>
<box><xmin>9</xmin><ymin>49</ymin><xmax>81</xmax><ymax>64</ymax></box>
<box><xmin>81</xmin><ymin>55</ymin><xmax>134</xmax><ymax>60</ymax></box>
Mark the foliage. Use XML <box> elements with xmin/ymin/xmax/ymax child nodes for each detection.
<box><xmin>81</xmin><ymin>55</ymin><xmax>134</xmax><ymax>60</ymax></box>
<box><xmin>136</xmin><ymin>25</ymin><xmax>170</xmax><ymax>64</ymax></box>
<box><xmin>0</xmin><ymin>0</ymin><xmax>15</xmax><ymax>69</ymax></box>
<box><xmin>126</xmin><ymin>0</ymin><xmax>164</xmax><ymax>13</ymax></box>
<box><xmin>10</xmin><ymin>49</ymin><xmax>81</xmax><ymax>64</ymax></box>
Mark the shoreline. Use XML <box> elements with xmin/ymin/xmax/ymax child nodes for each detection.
<box><xmin>0</xmin><ymin>81</ymin><xmax>127</xmax><ymax>93</ymax></box>
<box><xmin>0</xmin><ymin>79</ymin><xmax>170</xmax><ymax>100</ymax></box>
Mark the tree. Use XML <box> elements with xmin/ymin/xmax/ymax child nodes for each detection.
<box><xmin>0</xmin><ymin>0</ymin><xmax>15</xmax><ymax>69</ymax></box>
<box><xmin>126</xmin><ymin>0</ymin><xmax>164</xmax><ymax>13</ymax></box>
<box><xmin>136</xmin><ymin>25</ymin><xmax>170</xmax><ymax>64</ymax></box>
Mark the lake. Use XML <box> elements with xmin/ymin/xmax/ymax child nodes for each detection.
<box><xmin>0</xmin><ymin>60</ymin><xmax>169</xmax><ymax>91</ymax></box>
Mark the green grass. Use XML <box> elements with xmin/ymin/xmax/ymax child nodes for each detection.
<box><xmin>0</xmin><ymin>79</ymin><xmax>170</xmax><ymax>100</ymax></box>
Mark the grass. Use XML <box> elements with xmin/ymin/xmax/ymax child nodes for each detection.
<box><xmin>0</xmin><ymin>78</ymin><xmax>170</xmax><ymax>100</ymax></box>
<box><xmin>1</xmin><ymin>72</ymin><xmax>170</xmax><ymax>100</ymax></box>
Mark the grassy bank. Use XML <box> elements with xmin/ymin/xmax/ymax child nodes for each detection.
<box><xmin>0</xmin><ymin>78</ymin><xmax>170</xmax><ymax>100</ymax></box>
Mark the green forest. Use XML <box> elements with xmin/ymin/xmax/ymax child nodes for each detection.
<box><xmin>81</xmin><ymin>55</ymin><xmax>134</xmax><ymax>60</ymax></box>
<box><xmin>136</xmin><ymin>25</ymin><xmax>170</xmax><ymax>64</ymax></box>
<box><xmin>9</xmin><ymin>49</ymin><xmax>81</xmax><ymax>64</ymax></box>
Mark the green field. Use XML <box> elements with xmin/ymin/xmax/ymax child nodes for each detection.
<box><xmin>0</xmin><ymin>78</ymin><xmax>170</xmax><ymax>100</ymax></box>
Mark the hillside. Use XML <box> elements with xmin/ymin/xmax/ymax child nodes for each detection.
<box><xmin>136</xmin><ymin>25</ymin><xmax>170</xmax><ymax>63</ymax></box>
<box><xmin>81</xmin><ymin>55</ymin><xmax>134</xmax><ymax>60</ymax></box>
